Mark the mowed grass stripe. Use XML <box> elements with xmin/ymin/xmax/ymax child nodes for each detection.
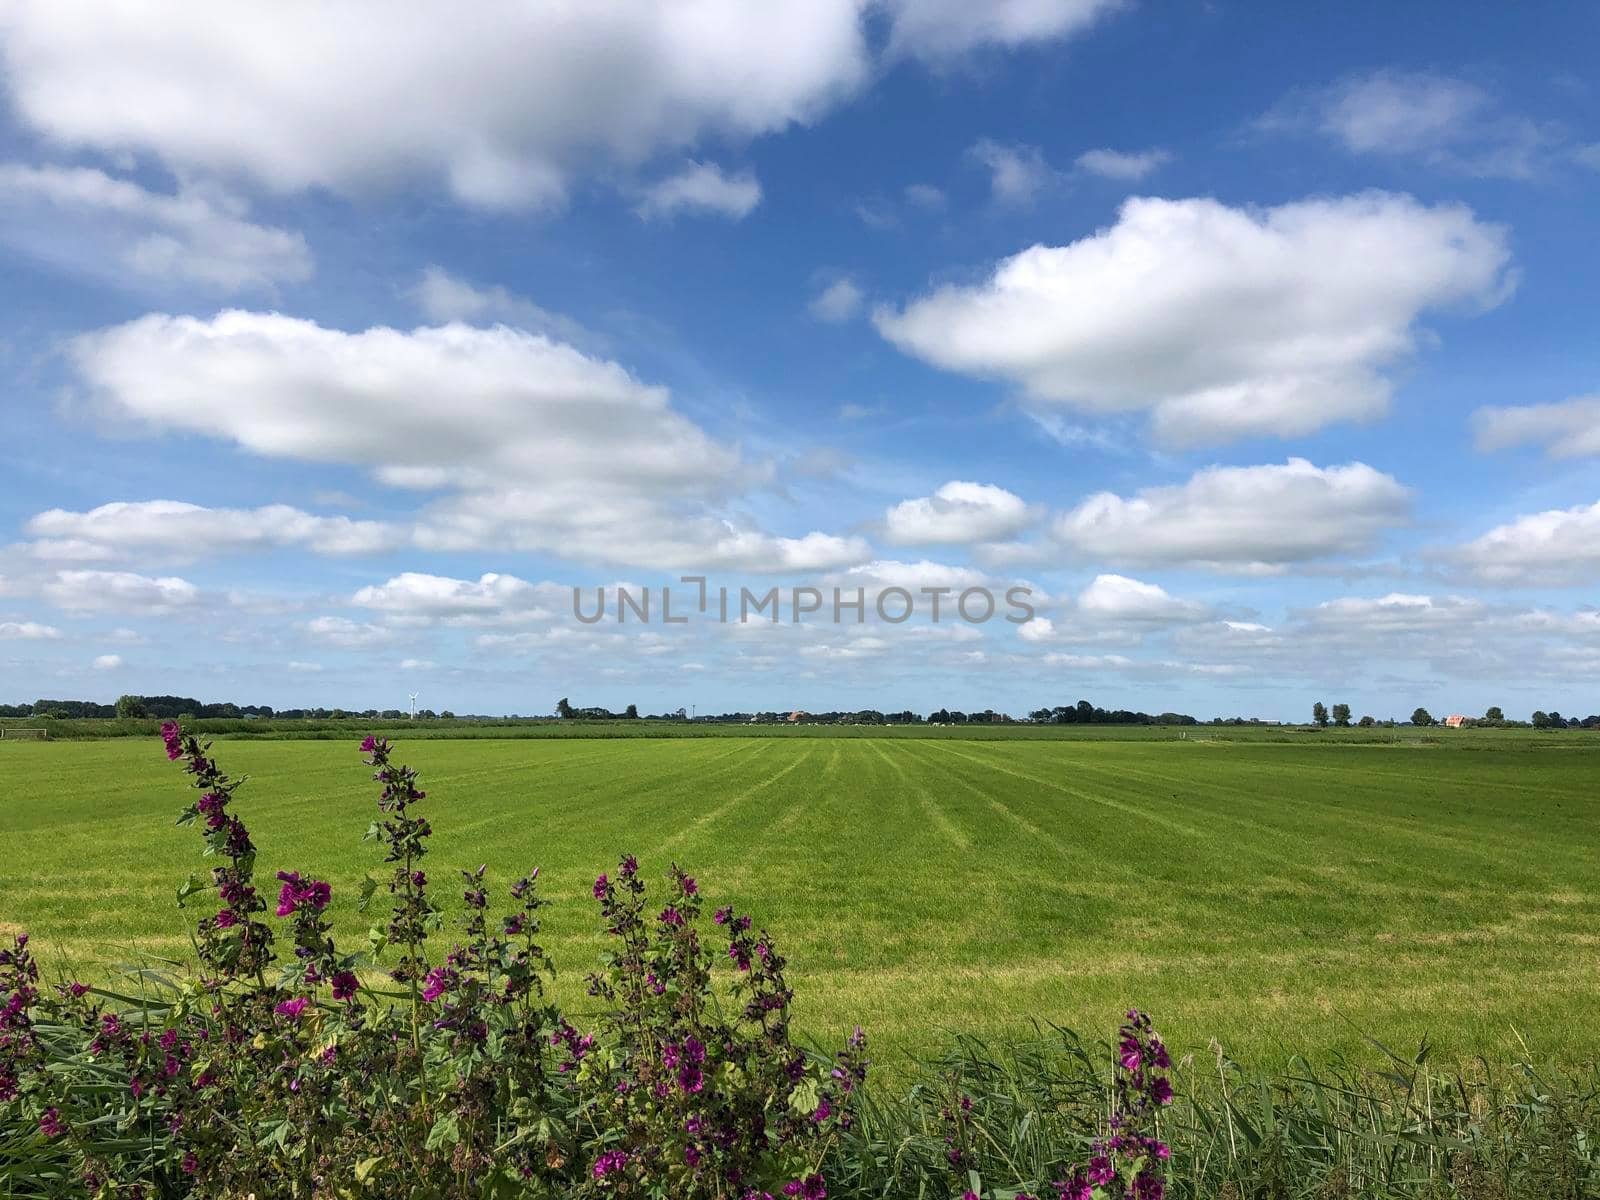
<box><xmin>3</xmin><ymin>735</ymin><xmax>1599</xmax><ymax>1069</ymax></box>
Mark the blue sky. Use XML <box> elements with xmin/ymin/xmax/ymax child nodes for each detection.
<box><xmin>1</xmin><ymin>1</ymin><xmax>1598</xmax><ymax>721</ymax></box>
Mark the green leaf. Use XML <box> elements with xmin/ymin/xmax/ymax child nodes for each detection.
<box><xmin>425</xmin><ymin>1112</ymin><xmax>461</xmax><ymax>1151</ymax></box>
<box><xmin>788</xmin><ymin>1075</ymin><xmax>820</xmax><ymax>1116</ymax></box>
<box><xmin>355</xmin><ymin>1155</ymin><xmax>384</xmax><ymax>1184</ymax></box>
<box><xmin>175</xmin><ymin>874</ymin><xmax>208</xmax><ymax>909</ymax></box>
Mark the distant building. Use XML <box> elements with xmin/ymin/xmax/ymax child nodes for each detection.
<box><xmin>786</xmin><ymin>710</ymin><xmax>807</xmax><ymax>723</ymax></box>
<box><xmin>1443</xmin><ymin>714</ymin><xmax>1468</xmax><ymax>728</ymax></box>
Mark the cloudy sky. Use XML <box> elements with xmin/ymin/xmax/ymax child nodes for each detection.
<box><xmin>2</xmin><ymin>2</ymin><xmax>1598</xmax><ymax>720</ymax></box>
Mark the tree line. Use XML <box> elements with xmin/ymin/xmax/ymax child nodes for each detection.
<box><xmin>1310</xmin><ymin>701</ymin><xmax>1600</xmax><ymax>729</ymax></box>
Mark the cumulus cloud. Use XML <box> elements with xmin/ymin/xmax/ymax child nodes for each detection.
<box><xmin>0</xmin><ymin>2</ymin><xmax>868</xmax><ymax>209</ymax></box>
<box><xmin>408</xmin><ymin>266</ymin><xmax>594</xmax><ymax>347</ymax></box>
<box><xmin>92</xmin><ymin>654</ymin><xmax>123</xmax><ymax>670</ymax></box>
<box><xmin>1076</xmin><ymin>574</ymin><xmax>1209</xmax><ymax>623</ymax></box>
<box><xmin>0</xmin><ymin>163</ymin><xmax>312</xmax><ymax>292</ymax></box>
<box><xmin>1264</xmin><ymin>70</ymin><xmax>1563</xmax><ymax>180</ymax></box>
<box><xmin>884</xmin><ymin>0</ymin><xmax>1121</xmax><ymax>60</ymax></box>
<box><xmin>636</xmin><ymin>161</ymin><xmax>762</xmax><ymax>220</ymax></box>
<box><xmin>1052</xmin><ymin>459</ymin><xmax>1411</xmax><ymax>571</ymax></box>
<box><xmin>967</xmin><ymin>139</ymin><xmax>1058</xmax><ymax>205</ymax></box>
<box><xmin>1445</xmin><ymin>501</ymin><xmax>1600</xmax><ymax>586</ymax></box>
<box><xmin>884</xmin><ymin>481</ymin><xmax>1032</xmax><ymax>545</ymax></box>
<box><xmin>1473</xmin><ymin>395</ymin><xmax>1600</xmax><ymax>458</ymax></box>
<box><xmin>875</xmin><ymin>192</ymin><xmax>1512</xmax><ymax>446</ymax></box>
<box><xmin>68</xmin><ymin>310</ymin><xmax>866</xmax><ymax>572</ymax></box>
<box><xmin>0</xmin><ymin>620</ymin><xmax>61</xmax><ymax>640</ymax></box>
<box><xmin>43</xmin><ymin>570</ymin><xmax>200</xmax><ymax>614</ymax></box>
<box><xmin>352</xmin><ymin>572</ymin><xmax>564</xmax><ymax>624</ymax></box>
<box><xmin>1074</xmin><ymin>147</ymin><xmax>1170</xmax><ymax>180</ymax></box>
<box><xmin>302</xmin><ymin>616</ymin><xmax>395</xmax><ymax>649</ymax></box>
<box><xmin>808</xmin><ymin>277</ymin><xmax>865</xmax><ymax>323</ymax></box>
<box><xmin>26</xmin><ymin>500</ymin><xmax>404</xmax><ymax>562</ymax></box>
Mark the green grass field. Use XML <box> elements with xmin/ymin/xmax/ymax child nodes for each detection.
<box><xmin>2</xmin><ymin>733</ymin><xmax>1596</xmax><ymax>1070</ymax></box>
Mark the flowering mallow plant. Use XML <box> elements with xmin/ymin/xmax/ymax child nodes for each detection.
<box><xmin>0</xmin><ymin>727</ymin><xmax>866</xmax><ymax>1198</ymax></box>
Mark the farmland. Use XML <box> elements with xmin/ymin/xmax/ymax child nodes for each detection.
<box><xmin>2</xmin><ymin>732</ymin><xmax>1596</xmax><ymax>1069</ymax></box>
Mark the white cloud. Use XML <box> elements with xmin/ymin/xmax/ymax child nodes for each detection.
<box><xmin>884</xmin><ymin>481</ymin><xmax>1032</xmax><ymax>545</ymax></box>
<box><xmin>1074</xmin><ymin>147</ymin><xmax>1170</xmax><ymax>180</ymax></box>
<box><xmin>1446</xmin><ymin>501</ymin><xmax>1600</xmax><ymax>586</ymax></box>
<box><xmin>884</xmin><ymin>0</ymin><xmax>1121</xmax><ymax>59</ymax></box>
<box><xmin>1017</xmin><ymin>615</ymin><xmax>1055</xmax><ymax>643</ymax></box>
<box><xmin>0</xmin><ymin>2</ymin><xmax>868</xmax><ymax>209</ymax></box>
<box><xmin>398</xmin><ymin>658</ymin><xmax>435</xmax><ymax>671</ymax></box>
<box><xmin>0</xmin><ymin>621</ymin><xmax>61</xmax><ymax>640</ymax></box>
<box><xmin>0</xmin><ymin>163</ymin><xmax>311</xmax><ymax>292</ymax></box>
<box><xmin>43</xmin><ymin>569</ymin><xmax>200</xmax><ymax>614</ymax></box>
<box><xmin>636</xmin><ymin>161</ymin><xmax>762</xmax><ymax>220</ymax></box>
<box><xmin>69</xmin><ymin>310</ymin><xmax>864</xmax><ymax>572</ymax></box>
<box><xmin>408</xmin><ymin>267</ymin><xmax>593</xmax><ymax>346</ymax></box>
<box><xmin>302</xmin><ymin>616</ymin><xmax>395</xmax><ymax>649</ymax></box>
<box><xmin>809</xmin><ymin>277</ymin><xmax>865</xmax><ymax>323</ymax></box>
<box><xmin>286</xmin><ymin>660</ymin><xmax>322</xmax><ymax>673</ymax></box>
<box><xmin>1052</xmin><ymin>459</ymin><xmax>1411</xmax><ymax>571</ymax></box>
<box><xmin>876</xmin><ymin>192</ymin><xmax>1512</xmax><ymax>446</ymax></box>
<box><xmin>352</xmin><ymin>572</ymin><xmax>563</xmax><ymax>624</ymax></box>
<box><xmin>26</xmin><ymin>500</ymin><xmax>403</xmax><ymax>561</ymax></box>
<box><xmin>1473</xmin><ymin>395</ymin><xmax>1600</xmax><ymax>458</ymax></box>
<box><xmin>904</xmin><ymin>183</ymin><xmax>945</xmax><ymax>209</ymax></box>
<box><xmin>1267</xmin><ymin>71</ymin><xmax>1561</xmax><ymax>181</ymax></box>
<box><xmin>1076</xmin><ymin>574</ymin><xmax>1209</xmax><ymax>623</ymax></box>
<box><xmin>967</xmin><ymin>139</ymin><xmax>1057</xmax><ymax>205</ymax></box>
<box><xmin>92</xmin><ymin>653</ymin><xmax>123</xmax><ymax>670</ymax></box>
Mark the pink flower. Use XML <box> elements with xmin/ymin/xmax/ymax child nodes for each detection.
<box><xmin>274</xmin><ymin>997</ymin><xmax>308</xmax><ymax>1020</ymax></box>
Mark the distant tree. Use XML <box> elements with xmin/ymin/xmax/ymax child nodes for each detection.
<box><xmin>1331</xmin><ymin>702</ymin><xmax>1351</xmax><ymax>727</ymax></box>
<box><xmin>115</xmin><ymin>694</ymin><xmax>147</xmax><ymax>719</ymax></box>
<box><xmin>1312</xmin><ymin>701</ymin><xmax>1329</xmax><ymax>727</ymax></box>
<box><xmin>623</xmin><ymin>703</ymin><xmax>639</xmax><ymax>719</ymax></box>
<box><xmin>556</xmin><ymin>697</ymin><xmax>573</xmax><ymax>719</ymax></box>
<box><xmin>1548</xmin><ymin>711</ymin><xmax>1565</xmax><ymax>729</ymax></box>
<box><xmin>1357</xmin><ymin>714</ymin><xmax>1375</xmax><ymax>727</ymax></box>
<box><xmin>439</xmin><ymin>710</ymin><xmax>456</xmax><ymax>720</ymax></box>
<box><xmin>1531</xmin><ymin>710</ymin><xmax>1550</xmax><ymax>729</ymax></box>
<box><xmin>1484</xmin><ymin>705</ymin><xmax>1504</xmax><ymax>722</ymax></box>
<box><xmin>1411</xmin><ymin>707</ymin><xmax>1434</xmax><ymax>726</ymax></box>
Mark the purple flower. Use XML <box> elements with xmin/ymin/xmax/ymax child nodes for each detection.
<box><xmin>38</xmin><ymin>1107</ymin><xmax>64</xmax><ymax>1138</ymax></box>
<box><xmin>160</xmin><ymin>721</ymin><xmax>183</xmax><ymax>760</ymax></box>
<box><xmin>592</xmin><ymin>1149</ymin><xmax>630</xmax><ymax>1178</ymax></box>
<box><xmin>782</xmin><ymin>1176</ymin><xmax>826</xmax><ymax>1200</ymax></box>
<box><xmin>682</xmin><ymin>875</ymin><xmax>698</xmax><ymax>895</ymax></box>
<box><xmin>274</xmin><ymin>870</ymin><xmax>331</xmax><ymax>917</ymax></box>
<box><xmin>421</xmin><ymin>966</ymin><xmax>456</xmax><ymax>1003</ymax></box>
<box><xmin>274</xmin><ymin>997</ymin><xmax>308</xmax><ymax>1020</ymax></box>
<box><xmin>214</xmin><ymin>909</ymin><xmax>237</xmax><ymax>929</ymax></box>
<box><xmin>360</xmin><ymin>735</ymin><xmax>377</xmax><ymax>752</ymax></box>
<box><xmin>593</xmin><ymin>874</ymin><xmax>609</xmax><ymax>900</ymax></box>
<box><xmin>331</xmin><ymin>971</ymin><xmax>359</xmax><ymax>1001</ymax></box>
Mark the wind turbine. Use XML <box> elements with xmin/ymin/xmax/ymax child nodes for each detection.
<box><xmin>408</xmin><ymin>692</ymin><xmax>419</xmax><ymax>721</ymax></box>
